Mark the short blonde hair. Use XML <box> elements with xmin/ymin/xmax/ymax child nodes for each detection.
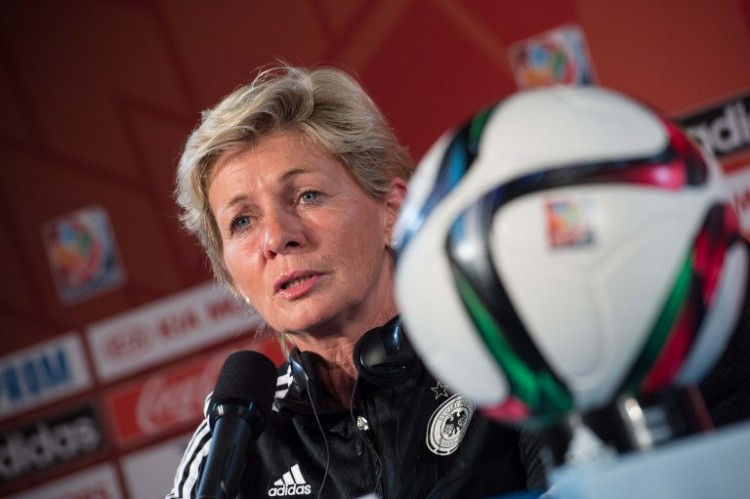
<box><xmin>175</xmin><ymin>64</ymin><xmax>413</xmax><ymax>290</ymax></box>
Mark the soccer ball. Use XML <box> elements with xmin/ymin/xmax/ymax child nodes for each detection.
<box><xmin>394</xmin><ymin>86</ymin><xmax>747</xmax><ymax>426</ymax></box>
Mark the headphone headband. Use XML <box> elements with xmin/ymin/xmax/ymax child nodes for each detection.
<box><xmin>289</xmin><ymin>317</ymin><xmax>417</xmax><ymax>397</ymax></box>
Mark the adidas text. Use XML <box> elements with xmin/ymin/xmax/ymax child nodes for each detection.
<box><xmin>268</xmin><ymin>464</ymin><xmax>311</xmax><ymax>496</ymax></box>
<box><xmin>268</xmin><ymin>484</ymin><xmax>312</xmax><ymax>496</ymax></box>
<box><xmin>679</xmin><ymin>94</ymin><xmax>750</xmax><ymax>158</ymax></box>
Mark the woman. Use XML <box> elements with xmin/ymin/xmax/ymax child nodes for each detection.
<box><xmin>167</xmin><ymin>65</ymin><xmax>532</xmax><ymax>498</ymax></box>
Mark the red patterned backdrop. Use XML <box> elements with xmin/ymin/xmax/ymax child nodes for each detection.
<box><xmin>1</xmin><ymin>1</ymin><xmax>749</xmax><ymax>497</ymax></box>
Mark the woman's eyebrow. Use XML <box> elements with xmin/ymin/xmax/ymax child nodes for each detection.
<box><xmin>219</xmin><ymin>167</ymin><xmax>319</xmax><ymax>213</ymax></box>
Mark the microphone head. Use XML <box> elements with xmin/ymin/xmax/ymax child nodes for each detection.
<box><xmin>210</xmin><ymin>350</ymin><xmax>277</xmax><ymax>425</ymax></box>
<box><xmin>197</xmin><ymin>351</ymin><xmax>277</xmax><ymax>498</ymax></box>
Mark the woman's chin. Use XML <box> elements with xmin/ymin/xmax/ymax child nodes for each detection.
<box><xmin>268</xmin><ymin>311</ymin><xmax>338</xmax><ymax>338</ymax></box>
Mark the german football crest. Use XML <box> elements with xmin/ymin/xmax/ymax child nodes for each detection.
<box><xmin>426</xmin><ymin>394</ymin><xmax>475</xmax><ymax>456</ymax></box>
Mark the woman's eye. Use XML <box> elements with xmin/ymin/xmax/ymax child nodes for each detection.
<box><xmin>230</xmin><ymin>215</ymin><xmax>251</xmax><ymax>234</ymax></box>
<box><xmin>299</xmin><ymin>191</ymin><xmax>321</xmax><ymax>204</ymax></box>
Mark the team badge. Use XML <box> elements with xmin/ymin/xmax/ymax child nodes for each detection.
<box><xmin>426</xmin><ymin>394</ymin><xmax>475</xmax><ymax>456</ymax></box>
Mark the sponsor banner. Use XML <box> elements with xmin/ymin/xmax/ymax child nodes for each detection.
<box><xmin>728</xmin><ymin>165</ymin><xmax>750</xmax><ymax>238</ymax></box>
<box><xmin>0</xmin><ymin>333</ymin><xmax>92</xmax><ymax>420</ymax></box>
<box><xmin>8</xmin><ymin>462</ymin><xmax>122</xmax><ymax>499</ymax></box>
<box><xmin>0</xmin><ymin>404</ymin><xmax>105</xmax><ymax>485</ymax></box>
<box><xmin>86</xmin><ymin>281</ymin><xmax>259</xmax><ymax>382</ymax></box>
<box><xmin>105</xmin><ymin>336</ymin><xmax>279</xmax><ymax>447</ymax></box>
<box><xmin>120</xmin><ymin>433</ymin><xmax>193</xmax><ymax>499</ymax></box>
<box><xmin>509</xmin><ymin>24</ymin><xmax>596</xmax><ymax>89</ymax></box>
<box><xmin>675</xmin><ymin>90</ymin><xmax>750</xmax><ymax>166</ymax></box>
<box><xmin>41</xmin><ymin>205</ymin><xmax>125</xmax><ymax>305</ymax></box>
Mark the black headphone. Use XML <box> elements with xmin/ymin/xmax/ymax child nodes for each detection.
<box><xmin>289</xmin><ymin>316</ymin><xmax>417</xmax><ymax>395</ymax></box>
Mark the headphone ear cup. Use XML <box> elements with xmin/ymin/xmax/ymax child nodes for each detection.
<box><xmin>354</xmin><ymin>319</ymin><xmax>417</xmax><ymax>386</ymax></box>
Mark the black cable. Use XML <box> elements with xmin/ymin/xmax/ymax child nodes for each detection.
<box><xmin>305</xmin><ymin>374</ymin><xmax>330</xmax><ymax>499</ymax></box>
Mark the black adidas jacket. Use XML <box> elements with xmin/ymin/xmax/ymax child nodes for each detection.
<box><xmin>167</xmin><ymin>322</ymin><xmax>531</xmax><ymax>498</ymax></box>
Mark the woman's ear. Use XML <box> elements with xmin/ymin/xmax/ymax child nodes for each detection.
<box><xmin>383</xmin><ymin>177</ymin><xmax>408</xmax><ymax>246</ymax></box>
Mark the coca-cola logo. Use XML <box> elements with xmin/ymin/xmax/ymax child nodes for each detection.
<box><xmin>135</xmin><ymin>354</ymin><xmax>225</xmax><ymax>433</ymax></box>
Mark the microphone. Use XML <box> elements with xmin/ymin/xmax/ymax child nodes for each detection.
<box><xmin>196</xmin><ymin>350</ymin><xmax>277</xmax><ymax>499</ymax></box>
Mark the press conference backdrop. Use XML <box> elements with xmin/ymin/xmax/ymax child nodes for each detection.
<box><xmin>1</xmin><ymin>1</ymin><xmax>749</xmax><ymax>497</ymax></box>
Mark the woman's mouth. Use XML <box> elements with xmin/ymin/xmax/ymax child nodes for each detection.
<box><xmin>281</xmin><ymin>275</ymin><xmax>312</xmax><ymax>290</ymax></box>
<box><xmin>275</xmin><ymin>272</ymin><xmax>321</xmax><ymax>299</ymax></box>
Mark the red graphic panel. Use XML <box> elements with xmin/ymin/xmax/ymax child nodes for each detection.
<box><xmin>105</xmin><ymin>337</ymin><xmax>281</xmax><ymax>448</ymax></box>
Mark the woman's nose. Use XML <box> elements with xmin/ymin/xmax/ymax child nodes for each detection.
<box><xmin>262</xmin><ymin>209</ymin><xmax>303</xmax><ymax>258</ymax></box>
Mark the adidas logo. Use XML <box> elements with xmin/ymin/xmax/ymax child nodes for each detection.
<box><xmin>267</xmin><ymin>463</ymin><xmax>312</xmax><ymax>496</ymax></box>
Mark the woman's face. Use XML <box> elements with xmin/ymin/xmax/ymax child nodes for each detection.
<box><xmin>208</xmin><ymin>131</ymin><xmax>405</xmax><ymax>338</ymax></box>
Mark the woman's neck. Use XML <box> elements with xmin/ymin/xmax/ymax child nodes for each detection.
<box><xmin>316</xmin><ymin>354</ymin><xmax>357</xmax><ymax>409</ymax></box>
<box><xmin>291</xmin><ymin>312</ymin><xmax>396</xmax><ymax>408</ymax></box>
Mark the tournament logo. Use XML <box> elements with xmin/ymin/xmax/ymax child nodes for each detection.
<box><xmin>41</xmin><ymin>205</ymin><xmax>125</xmax><ymax>304</ymax></box>
<box><xmin>509</xmin><ymin>24</ymin><xmax>596</xmax><ymax>89</ymax></box>
<box><xmin>545</xmin><ymin>197</ymin><xmax>594</xmax><ymax>248</ymax></box>
<box><xmin>426</xmin><ymin>394</ymin><xmax>475</xmax><ymax>456</ymax></box>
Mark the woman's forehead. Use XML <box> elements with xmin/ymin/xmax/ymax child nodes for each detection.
<box><xmin>207</xmin><ymin>134</ymin><xmax>370</xmax><ymax>205</ymax></box>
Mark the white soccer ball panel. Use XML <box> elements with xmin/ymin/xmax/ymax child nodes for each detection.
<box><xmin>491</xmin><ymin>195</ymin><xmax>602</xmax><ymax>373</ymax></box>
<box><xmin>393</xmin><ymin>131</ymin><xmax>453</xmax><ymax>250</ymax></box>
<box><xmin>471</xmin><ymin>87</ymin><xmax>667</xmax><ymax>186</ymax></box>
<box><xmin>396</xmin><ymin>236</ymin><xmax>510</xmax><ymax>404</ymax></box>
<box><xmin>397</xmin><ymin>88</ymin><xmax>671</xmax><ymax>267</ymax></box>
<box><xmin>492</xmin><ymin>187</ymin><xmax>708</xmax><ymax>409</ymax></box>
<box><xmin>585</xmin><ymin>212</ymin><xmax>700</xmax><ymax>406</ymax></box>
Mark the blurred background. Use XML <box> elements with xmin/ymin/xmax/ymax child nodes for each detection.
<box><xmin>1</xmin><ymin>1</ymin><xmax>749</xmax><ymax>497</ymax></box>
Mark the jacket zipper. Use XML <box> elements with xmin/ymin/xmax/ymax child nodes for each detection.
<box><xmin>357</xmin><ymin>405</ymin><xmax>384</xmax><ymax>497</ymax></box>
